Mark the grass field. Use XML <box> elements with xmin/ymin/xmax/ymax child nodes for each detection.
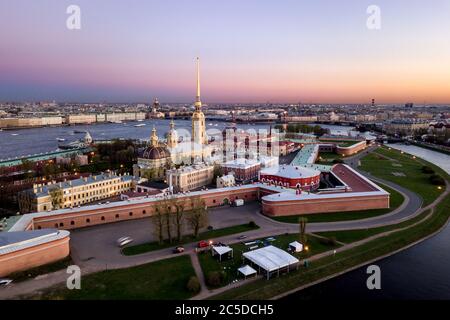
<box><xmin>198</xmin><ymin>233</ymin><xmax>341</xmax><ymax>289</ymax></box>
<box><xmin>271</xmin><ymin>183</ymin><xmax>403</xmax><ymax>224</ymax></box>
<box><xmin>316</xmin><ymin>152</ymin><xmax>344</xmax><ymax>164</ymax></box>
<box><xmin>31</xmin><ymin>256</ymin><xmax>196</xmax><ymax>300</ymax></box>
<box><xmin>316</xmin><ymin>209</ymin><xmax>432</xmax><ymax>244</ymax></box>
<box><xmin>360</xmin><ymin>146</ymin><xmax>445</xmax><ymax>206</ymax></box>
<box><xmin>122</xmin><ymin>223</ymin><xmax>259</xmax><ymax>256</ymax></box>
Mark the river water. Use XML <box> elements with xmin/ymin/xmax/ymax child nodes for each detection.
<box><xmin>0</xmin><ymin>119</ymin><xmax>271</xmax><ymax>160</ymax></box>
<box><xmin>0</xmin><ymin>119</ymin><xmax>356</xmax><ymax>160</ymax></box>
<box><xmin>284</xmin><ymin>144</ymin><xmax>450</xmax><ymax>300</ymax></box>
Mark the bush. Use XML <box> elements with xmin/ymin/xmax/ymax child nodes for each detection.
<box><xmin>207</xmin><ymin>271</ymin><xmax>223</xmax><ymax>287</ymax></box>
<box><xmin>248</xmin><ymin>221</ymin><xmax>257</xmax><ymax>228</ymax></box>
<box><xmin>429</xmin><ymin>174</ymin><xmax>445</xmax><ymax>186</ymax></box>
<box><xmin>332</xmin><ymin>159</ymin><xmax>344</xmax><ymax>164</ymax></box>
<box><xmin>422</xmin><ymin>166</ymin><xmax>435</xmax><ymax>174</ymax></box>
<box><xmin>319</xmin><ymin>236</ymin><xmax>338</xmax><ymax>246</ymax></box>
<box><xmin>186</xmin><ymin>276</ymin><xmax>201</xmax><ymax>293</ymax></box>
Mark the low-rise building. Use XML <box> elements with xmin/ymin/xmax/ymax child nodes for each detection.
<box><xmin>166</xmin><ymin>163</ymin><xmax>214</xmax><ymax>192</ymax></box>
<box><xmin>216</xmin><ymin>174</ymin><xmax>236</xmax><ymax>188</ymax></box>
<box><xmin>221</xmin><ymin>158</ymin><xmax>261</xmax><ymax>183</ymax></box>
<box><xmin>0</xmin><ymin>117</ymin><xmax>63</xmax><ymax>128</ymax></box>
<box><xmin>259</xmin><ymin>165</ymin><xmax>321</xmax><ymax>190</ymax></box>
<box><xmin>55</xmin><ymin>154</ymin><xmax>89</xmax><ymax>166</ymax></box>
<box><xmin>383</xmin><ymin>119</ymin><xmax>429</xmax><ymax>135</ymax></box>
<box><xmin>18</xmin><ymin>173</ymin><xmax>136</xmax><ymax>213</ymax></box>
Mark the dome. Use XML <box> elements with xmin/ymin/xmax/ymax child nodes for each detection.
<box><xmin>142</xmin><ymin>146</ymin><xmax>170</xmax><ymax>160</ymax></box>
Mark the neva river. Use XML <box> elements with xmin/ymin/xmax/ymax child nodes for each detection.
<box><xmin>285</xmin><ymin>144</ymin><xmax>450</xmax><ymax>300</ymax></box>
<box><xmin>0</xmin><ymin>119</ymin><xmax>272</xmax><ymax>160</ymax></box>
<box><xmin>0</xmin><ymin>120</ymin><xmax>357</xmax><ymax>160</ymax></box>
<box><xmin>386</xmin><ymin>144</ymin><xmax>450</xmax><ymax>174</ymax></box>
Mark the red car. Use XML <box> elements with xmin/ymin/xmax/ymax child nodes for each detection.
<box><xmin>198</xmin><ymin>240</ymin><xmax>211</xmax><ymax>248</ymax></box>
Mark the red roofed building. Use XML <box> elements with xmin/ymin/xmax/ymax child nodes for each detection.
<box><xmin>259</xmin><ymin>165</ymin><xmax>321</xmax><ymax>190</ymax></box>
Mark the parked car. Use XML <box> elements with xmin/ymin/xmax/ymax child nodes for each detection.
<box><xmin>237</xmin><ymin>235</ymin><xmax>247</xmax><ymax>240</ymax></box>
<box><xmin>197</xmin><ymin>240</ymin><xmax>211</xmax><ymax>248</ymax></box>
<box><xmin>0</xmin><ymin>279</ymin><xmax>12</xmax><ymax>287</ymax></box>
<box><xmin>116</xmin><ymin>236</ymin><xmax>133</xmax><ymax>247</ymax></box>
<box><xmin>173</xmin><ymin>246</ymin><xmax>185</xmax><ymax>254</ymax></box>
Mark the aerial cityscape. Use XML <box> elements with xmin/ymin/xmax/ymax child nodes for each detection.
<box><xmin>1</xmin><ymin>0</ymin><xmax>449</xmax><ymax>313</ymax></box>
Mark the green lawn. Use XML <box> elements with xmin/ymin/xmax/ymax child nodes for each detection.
<box><xmin>316</xmin><ymin>152</ymin><xmax>344</xmax><ymax>164</ymax></box>
<box><xmin>31</xmin><ymin>255</ymin><xmax>197</xmax><ymax>300</ymax></box>
<box><xmin>198</xmin><ymin>233</ymin><xmax>341</xmax><ymax>289</ymax></box>
<box><xmin>316</xmin><ymin>209</ymin><xmax>432</xmax><ymax>244</ymax></box>
<box><xmin>272</xmin><ymin>183</ymin><xmax>403</xmax><ymax>224</ymax></box>
<box><xmin>360</xmin><ymin>146</ymin><xmax>446</xmax><ymax>206</ymax></box>
<box><xmin>122</xmin><ymin>223</ymin><xmax>260</xmax><ymax>256</ymax></box>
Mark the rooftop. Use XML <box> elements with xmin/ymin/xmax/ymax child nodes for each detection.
<box><xmin>27</xmin><ymin>173</ymin><xmax>135</xmax><ymax>198</ymax></box>
<box><xmin>0</xmin><ymin>229</ymin><xmax>70</xmax><ymax>256</ymax></box>
<box><xmin>260</xmin><ymin>165</ymin><xmax>320</xmax><ymax>179</ymax></box>
<box><xmin>223</xmin><ymin>158</ymin><xmax>260</xmax><ymax>169</ymax></box>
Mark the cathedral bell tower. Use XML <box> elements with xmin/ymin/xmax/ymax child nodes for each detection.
<box><xmin>150</xmin><ymin>126</ymin><xmax>159</xmax><ymax>147</ymax></box>
<box><xmin>191</xmin><ymin>57</ymin><xmax>207</xmax><ymax>145</ymax></box>
<box><xmin>167</xmin><ymin>119</ymin><xmax>178</xmax><ymax>149</ymax></box>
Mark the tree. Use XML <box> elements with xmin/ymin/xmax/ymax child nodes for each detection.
<box><xmin>186</xmin><ymin>276</ymin><xmax>201</xmax><ymax>293</ymax></box>
<box><xmin>187</xmin><ymin>197</ymin><xmax>208</xmax><ymax>238</ymax></box>
<box><xmin>162</xmin><ymin>198</ymin><xmax>174</xmax><ymax>244</ymax></box>
<box><xmin>174</xmin><ymin>201</ymin><xmax>186</xmax><ymax>242</ymax></box>
<box><xmin>152</xmin><ymin>202</ymin><xmax>165</xmax><ymax>244</ymax></box>
<box><xmin>299</xmin><ymin>217</ymin><xmax>308</xmax><ymax>244</ymax></box>
<box><xmin>49</xmin><ymin>187</ymin><xmax>63</xmax><ymax>210</ymax></box>
<box><xmin>21</xmin><ymin>159</ymin><xmax>35</xmax><ymax>180</ymax></box>
<box><xmin>212</xmin><ymin>165</ymin><xmax>223</xmax><ymax>185</ymax></box>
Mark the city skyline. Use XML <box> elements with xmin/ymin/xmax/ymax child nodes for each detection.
<box><xmin>1</xmin><ymin>0</ymin><xmax>450</xmax><ymax>104</ymax></box>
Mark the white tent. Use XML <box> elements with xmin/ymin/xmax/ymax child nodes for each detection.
<box><xmin>211</xmin><ymin>245</ymin><xmax>233</xmax><ymax>261</ymax></box>
<box><xmin>289</xmin><ymin>241</ymin><xmax>303</xmax><ymax>253</ymax></box>
<box><xmin>237</xmin><ymin>265</ymin><xmax>257</xmax><ymax>279</ymax></box>
<box><xmin>243</xmin><ymin>245</ymin><xmax>299</xmax><ymax>279</ymax></box>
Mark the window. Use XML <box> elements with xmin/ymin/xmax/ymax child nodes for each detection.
<box><xmin>71</xmin><ymin>221</ymin><xmax>75</xmax><ymax>226</ymax></box>
<box><xmin>129</xmin><ymin>212</ymin><xmax>133</xmax><ymax>216</ymax></box>
<box><xmin>101</xmin><ymin>216</ymin><xmax>105</xmax><ymax>221</ymax></box>
<box><xmin>142</xmin><ymin>210</ymin><xmax>146</xmax><ymax>214</ymax></box>
<box><xmin>86</xmin><ymin>218</ymin><xmax>90</xmax><ymax>223</ymax></box>
<box><xmin>115</xmin><ymin>214</ymin><xmax>120</xmax><ymax>219</ymax></box>
<box><xmin>55</xmin><ymin>223</ymin><xmax>58</xmax><ymax>228</ymax></box>
<box><xmin>37</xmin><ymin>226</ymin><xmax>42</xmax><ymax>230</ymax></box>
<box><xmin>59</xmin><ymin>222</ymin><xmax>64</xmax><ymax>227</ymax></box>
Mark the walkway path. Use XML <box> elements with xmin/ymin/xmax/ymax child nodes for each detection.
<box><xmin>189</xmin><ymin>253</ymin><xmax>208</xmax><ymax>296</ymax></box>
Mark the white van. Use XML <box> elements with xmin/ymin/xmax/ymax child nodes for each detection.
<box><xmin>116</xmin><ymin>236</ymin><xmax>133</xmax><ymax>247</ymax></box>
